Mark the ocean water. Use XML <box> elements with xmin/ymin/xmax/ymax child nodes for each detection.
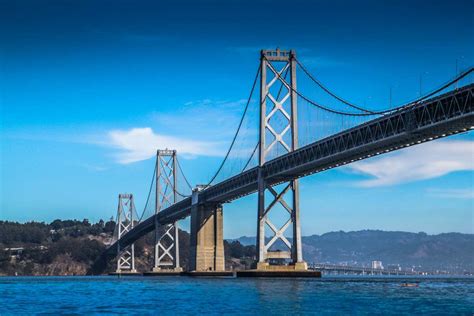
<box><xmin>0</xmin><ymin>276</ymin><xmax>473</xmax><ymax>315</ymax></box>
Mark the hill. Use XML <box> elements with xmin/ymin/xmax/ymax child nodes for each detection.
<box><xmin>0</xmin><ymin>220</ymin><xmax>254</xmax><ymax>275</ymax></box>
<box><xmin>235</xmin><ymin>230</ymin><xmax>474</xmax><ymax>273</ymax></box>
<box><xmin>2</xmin><ymin>220</ymin><xmax>472</xmax><ymax>275</ymax></box>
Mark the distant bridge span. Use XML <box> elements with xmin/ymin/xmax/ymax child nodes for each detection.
<box><xmin>105</xmin><ymin>83</ymin><xmax>474</xmax><ymax>258</ymax></box>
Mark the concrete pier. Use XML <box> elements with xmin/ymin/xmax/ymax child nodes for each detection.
<box><xmin>189</xmin><ymin>202</ymin><xmax>225</xmax><ymax>272</ymax></box>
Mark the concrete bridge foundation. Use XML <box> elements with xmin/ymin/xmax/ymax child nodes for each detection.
<box><xmin>189</xmin><ymin>189</ymin><xmax>225</xmax><ymax>272</ymax></box>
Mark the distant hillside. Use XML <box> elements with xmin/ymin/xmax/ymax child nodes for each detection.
<box><xmin>2</xmin><ymin>220</ymin><xmax>472</xmax><ymax>275</ymax></box>
<box><xmin>0</xmin><ymin>220</ymin><xmax>253</xmax><ymax>275</ymax></box>
<box><xmin>0</xmin><ymin>220</ymin><xmax>115</xmax><ymax>276</ymax></box>
<box><xmin>235</xmin><ymin>230</ymin><xmax>474</xmax><ymax>273</ymax></box>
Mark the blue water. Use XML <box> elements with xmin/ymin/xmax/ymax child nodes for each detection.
<box><xmin>1</xmin><ymin>276</ymin><xmax>473</xmax><ymax>315</ymax></box>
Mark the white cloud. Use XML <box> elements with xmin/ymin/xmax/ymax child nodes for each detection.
<box><xmin>104</xmin><ymin>98</ymin><xmax>259</xmax><ymax>164</ymax></box>
<box><xmin>348</xmin><ymin>140</ymin><xmax>474</xmax><ymax>187</ymax></box>
<box><xmin>426</xmin><ymin>188</ymin><xmax>474</xmax><ymax>199</ymax></box>
<box><xmin>108</xmin><ymin>127</ymin><xmax>224</xmax><ymax>164</ymax></box>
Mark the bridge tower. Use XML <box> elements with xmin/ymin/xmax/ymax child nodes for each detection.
<box><xmin>115</xmin><ymin>193</ymin><xmax>137</xmax><ymax>273</ymax></box>
<box><xmin>256</xmin><ymin>49</ymin><xmax>307</xmax><ymax>270</ymax></box>
<box><xmin>152</xmin><ymin>149</ymin><xmax>182</xmax><ymax>272</ymax></box>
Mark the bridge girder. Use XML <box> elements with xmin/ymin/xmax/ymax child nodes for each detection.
<box><xmin>105</xmin><ymin>83</ymin><xmax>473</xmax><ymax>259</ymax></box>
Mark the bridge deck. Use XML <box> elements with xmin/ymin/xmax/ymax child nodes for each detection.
<box><xmin>106</xmin><ymin>84</ymin><xmax>473</xmax><ymax>257</ymax></box>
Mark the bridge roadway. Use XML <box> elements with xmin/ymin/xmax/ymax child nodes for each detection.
<box><xmin>105</xmin><ymin>84</ymin><xmax>474</xmax><ymax>257</ymax></box>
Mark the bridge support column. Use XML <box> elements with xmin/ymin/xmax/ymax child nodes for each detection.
<box><xmin>152</xmin><ymin>220</ymin><xmax>181</xmax><ymax>272</ymax></box>
<box><xmin>255</xmin><ymin>49</ymin><xmax>307</xmax><ymax>271</ymax></box>
<box><xmin>189</xmin><ymin>189</ymin><xmax>225</xmax><ymax>272</ymax></box>
<box><xmin>152</xmin><ymin>149</ymin><xmax>182</xmax><ymax>272</ymax></box>
<box><xmin>115</xmin><ymin>194</ymin><xmax>137</xmax><ymax>273</ymax></box>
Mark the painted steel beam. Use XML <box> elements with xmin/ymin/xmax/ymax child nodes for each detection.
<box><xmin>106</xmin><ymin>84</ymin><xmax>473</xmax><ymax>257</ymax></box>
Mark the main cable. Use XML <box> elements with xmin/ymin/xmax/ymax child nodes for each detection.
<box><xmin>138</xmin><ymin>163</ymin><xmax>156</xmax><ymax>222</ymax></box>
<box><xmin>158</xmin><ymin>158</ymin><xmax>190</xmax><ymax>198</ymax></box>
<box><xmin>296</xmin><ymin>57</ymin><xmax>473</xmax><ymax>115</ymax></box>
<box><xmin>241</xmin><ymin>141</ymin><xmax>259</xmax><ymax>172</ymax></box>
<box><xmin>176</xmin><ymin>156</ymin><xmax>193</xmax><ymax>191</ymax></box>
<box><xmin>378</xmin><ymin>66</ymin><xmax>473</xmax><ymax>113</ymax></box>
<box><xmin>296</xmin><ymin>58</ymin><xmax>377</xmax><ymax>114</ymax></box>
<box><xmin>265</xmin><ymin>58</ymin><xmax>375</xmax><ymax>116</ymax></box>
<box><xmin>205</xmin><ymin>63</ymin><xmax>261</xmax><ymax>185</ymax></box>
<box><xmin>267</xmin><ymin>56</ymin><xmax>473</xmax><ymax>116</ymax></box>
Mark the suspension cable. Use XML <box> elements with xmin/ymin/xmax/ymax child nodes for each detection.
<box><xmin>205</xmin><ymin>63</ymin><xmax>261</xmax><ymax>185</ymax></box>
<box><xmin>378</xmin><ymin>66</ymin><xmax>473</xmax><ymax>113</ymax></box>
<box><xmin>138</xmin><ymin>163</ymin><xmax>156</xmax><ymax>222</ymax></box>
<box><xmin>296</xmin><ymin>57</ymin><xmax>473</xmax><ymax>115</ymax></box>
<box><xmin>264</xmin><ymin>58</ymin><xmax>375</xmax><ymax>116</ymax></box>
<box><xmin>158</xmin><ymin>158</ymin><xmax>190</xmax><ymax>198</ymax></box>
<box><xmin>267</xmin><ymin>56</ymin><xmax>473</xmax><ymax>116</ymax></box>
<box><xmin>176</xmin><ymin>156</ymin><xmax>193</xmax><ymax>191</ymax></box>
<box><xmin>296</xmin><ymin>58</ymin><xmax>377</xmax><ymax>114</ymax></box>
<box><xmin>241</xmin><ymin>141</ymin><xmax>259</xmax><ymax>172</ymax></box>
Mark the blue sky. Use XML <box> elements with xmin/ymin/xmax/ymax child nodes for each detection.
<box><xmin>0</xmin><ymin>0</ymin><xmax>473</xmax><ymax>237</ymax></box>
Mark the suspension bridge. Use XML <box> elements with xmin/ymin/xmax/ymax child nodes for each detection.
<box><xmin>101</xmin><ymin>49</ymin><xmax>473</xmax><ymax>276</ymax></box>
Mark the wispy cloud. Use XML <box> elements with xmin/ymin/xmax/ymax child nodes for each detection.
<box><xmin>348</xmin><ymin>140</ymin><xmax>474</xmax><ymax>187</ymax></box>
<box><xmin>426</xmin><ymin>188</ymin><xmax>474</xmax><ymax>199</ymax></box>
<box><xmin>107</xmin><ymin>127</ymin><xmax>224</xmax><ymax>164</ymax></box>
<box><xmin>4</xmin><ymin>98</ymin><xmax>256</xmax><ymax>165</ymax></box>
<box><xmin>106</xmin><ymin>98</ymin><xmax>259</xmax><ymax>164</ymax></box>
<box><xmin>151</xmin><ymin>98</ymin><xmax>255</xmax><ymax>140</ymax></box>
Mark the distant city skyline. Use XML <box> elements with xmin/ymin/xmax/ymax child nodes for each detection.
<box><xmin>1</xmin><ymin>0</ymin><xmax>473</xmax><ymax>237</ymax></box>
